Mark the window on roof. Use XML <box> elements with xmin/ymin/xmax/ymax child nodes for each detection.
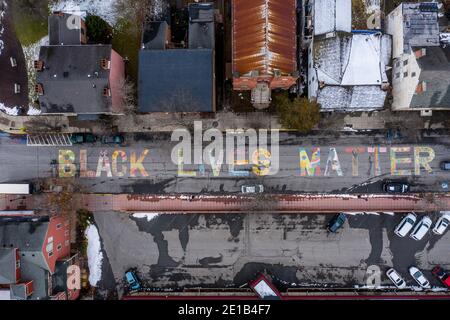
<box><xmin>395</xmin><ymin>73</ymin><xmax>400</xmax><ymax>79</ymax></box>
<box><xmin>48</xmin><ymin>251</ymin><xmax>53</xmax><ymax>258</ymax></box>
<box><xmin>396</xmin><ymin>61</ymin><xmax>400</xmax><ymax>68</ymax></box>
<box><xmin>403</xmin><ymin>60</ymin><xmax>408</xmax><ymax>66</ymax></box>
<box><xmin>404</xmin><ymin>72</ymin><xmax>408</xmax><ymax>77</ymax></box>
<box><xmin>56</xmin><ymin>223</ymin><xmax>62</xmax><ymax>229</ymax></box>
<box><xmin>412</xmin><ymin>72</ymin><xmax>416</xmax><ymax>77</ymax></box>
<box><xmin>16</xmin><ymin>260</ymin><xmax>20</xmax><ymax>269</ymax></box>
<box><xmin>57</xmin><ymin>243</ymin><xmax>62</xmax><ymax>251</ymax></box>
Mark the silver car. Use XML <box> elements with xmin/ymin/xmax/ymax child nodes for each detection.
<box><xmin>241</xmin><ymin>185</ymin><xmax>264</xmax><ymax>193</ymax></box>
<box><xmin>386</xmin><ymin>268</ymin><xmax>406</xmax><ymax>289</ymax></box>
<box><xmin>409</xmin><ymin>266</ymin><xmax>430</xmax><ymax>289</ymax></box>
<box><xmin>394</xmin><ymin>213</ymin><xmax>417</xmax><ymax>237</ymax></box>
<box><xmin>432</xmin><ymin>214</ymin><xmax>450</xmax><ymax>235</ymax></box>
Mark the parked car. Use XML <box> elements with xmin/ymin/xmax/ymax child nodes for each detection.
<box><xmin>70</xmin><ymin>133</ymin><xmax>97</xmax><ymax>144</ymax></box>
<box><xmin>394</xmin><ymin>212</ymin><xmax>417</xmax><ymax>237</ymax></box>
<box><xmin>327</xmin><ymin>213</ymin><xmax>347</xmax><ymax>233</ymax></box>
<box><xmin>102</xmin><ymin>134</ymin><xmax>125</xmax><ymax>144</ymax></box>
<box><xmin>410</xmin><ymin>216</ymin><xmax>432</xmax><ymax>241</ymax></box>
<box><xmin>125</xmin><ymin>269</ymin><xmax>141</xmax><ymax>291</ymax></box>
<box><xmin>386</xmin><ymin>268</ymin><xmax>406</xmax><ymax>289</ymax></box>
<box><xmin>440</xmin><ymin>161</ymin><xmax>450</xmax><ymax>170</ymax></box>
<box><xmin>409</xmin><ymin>266</ymin><xmax>430</xmax><ymax>289</ymax></box>
<box><xmin>241</xmin><ymin>185</ymin><xmax>264</xmax><ymax>193</ymax></box>
<box><xmin>432</xmin><ymin>214</ymin><xmax>450</xmax><ymax>235</ymax></box>
<box><xmin>432</xmin><ymin>266</ymin><xmax>450</xmax><ymax>288</ymax></box>
<box><xmin>383</xmin><ymin>181</ymin><xmax>410</xmax><ymax>193</ymax></box>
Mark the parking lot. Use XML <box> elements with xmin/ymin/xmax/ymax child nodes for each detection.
<box><xmin>93</xmin><ymin>211</ymin><xmax>450</xmax><ymax>296</ymax></box>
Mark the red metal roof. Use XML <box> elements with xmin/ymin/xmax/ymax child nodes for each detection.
<box><xmin>232</xmin><ymin>0</ymin><xmax>297</xmax><ymax>76</ymax></box>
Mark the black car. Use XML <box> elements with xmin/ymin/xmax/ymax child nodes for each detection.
<box><xmin>327</xmin><ymin>213</ymin><xmax>347</xmax><ymax>233</ymax></box>
<box><xmin>383</xmin><ymin>181</ymin><xmax>410</xmax><ymax>193</ymax></box>
<box><xmin>440</xmin><ymin>161</ymin><xmax>450</xmax><ymax>170</ymax></box>
<box><xmin>101</xmin><ymin>134</ymin><xmax>125</xmax><ymax>144</ymax></box>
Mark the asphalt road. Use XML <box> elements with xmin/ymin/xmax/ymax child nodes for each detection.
<box><xmin>1</xmin><ymin>132</ymin><xmax>450</xmax><ymax>194</ymax></box>
<box><xmin>93</xmin><ymin>211</ymin><xmax>450</xmax><ymax>295</ymax></box>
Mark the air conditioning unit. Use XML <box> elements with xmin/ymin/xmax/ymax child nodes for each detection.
<box><xmin>420</xmin><ymin>109</ymin><xmax>432</xmax><ymax>117</ymax></box>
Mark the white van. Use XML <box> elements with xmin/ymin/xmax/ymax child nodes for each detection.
<box><xmin>394</xmin><ymin>213</ymin><xmax>417</xmax><ymax>237</ymax></box>
<box><xmin>410</xmin><ymin>216</ymin><xmax>432</xmax><ymax>241</ymax></box>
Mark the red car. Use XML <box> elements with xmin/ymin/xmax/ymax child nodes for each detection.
<box><xmin>432</xmin><ymin>266</ymin><xmax>450</xmax><ymax>288</ymax></box>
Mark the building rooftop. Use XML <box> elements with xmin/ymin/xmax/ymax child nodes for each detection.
<box><xmin>232</xmin><ymin>0</ymin><xmax>297</xmax><ymax>76</ymax></box>
<box><xmin>49</xmin><ymin>12</ymin><xmax>84</xmax><ymax>45</ymax></box>
<box><xmin>410</xmin><ymin>46</ymin><xmax>450</xmax><ymax>109</ymax></box>
<box><xmin>37</xmin><ymin>45</ymin><xmax>113</xmax><ymax>114</ymax></box>
<box><xmin>401</xmin><ymin>2</ymin><xmax>440</xmax><ymax>53</ymax></box>
<box><xmin>138</xmin><ymin>49</ymin><xmax>214</xmax><ymax>112</ymax></box>
<box><xmin>313</xmin><ymin>0</ymin><xmax>351</xmax><ymax>36</ymax></box>
<box><xmin>142</xmin><ymin>21</ymin><xmax>169</xmax><ymax>50</ymax></box>
<box><xmin>0</xmin><ymin>248</ymin><xmax>16</xmax><ymax>284</ymax></box>
<box><xmin>188</xmin><ymin>2</ymin><xmax>215</xmax><ymax>49</ymax></box>
<box><xmin>309</xmin><ymin>32</ymin><xmax>391</xmax><ymax>111</ymax></box>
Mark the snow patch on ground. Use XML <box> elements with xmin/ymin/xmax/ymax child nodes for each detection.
<box><xmin>50</xmin><ymin>0</ymin><xmax>120</xmax><ymax>25</ymax></box>
<box><xmin>85</xmin><ymin>224</ymin><xmax>104</xmax><ymax>287</ymax></box>
<box><xmin>132</xmin><ymin>213</ymin><xmax>160</xmax><ymax>222</ymax></box>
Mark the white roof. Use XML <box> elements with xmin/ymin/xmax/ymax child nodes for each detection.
<box><xmin>341</xmin><ymin>34</ymin><xmax>383</xmax><ymax>86</ymax></box>
<box><xmin>314</xmin><ymin>0</ymin><xmax>351</xmax><ymax>35</ymax></box>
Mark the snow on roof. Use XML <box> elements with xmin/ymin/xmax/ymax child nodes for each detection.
<box><xmin>318</xmin><ymin>85</ymin><xmax>386</xmax><ymax>111</ymax></box>
<box><xmin>341</xmin><ymin>34</ymin><xmax>383</xmax><ymax>86</ymax></box>
<box><xmin>313</xmin><ymin>0</ymin><xmax>351</xmax><ymax>36</ymax></box>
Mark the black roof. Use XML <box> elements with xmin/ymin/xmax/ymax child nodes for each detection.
<box><xmin>411</xmin><ymin>46</ymin><xmax>450</xmax><ymax>109</ymax></box>
<box><xmin>188</xmin><ymin>2</ymin><xmax>215</xmax><ymax>49</ymax></box>
<box><xmin>49</xmin><ymin>13</ymin><xmax>83</xmax><ymax>45</ymax></box>
<box><xmin>37</xmin><ymin>45</ymin><xmax>113</xmax><ymax>114</ymax></box>
<box><xmin>138</xmin><ymin>49</ymin><xmax>214</xmax><ymax>112</ymax></box>
<box><xmin>142</xmin><ymin>21</ymin><xmax>169</xmax><ymax>50</ymax></box>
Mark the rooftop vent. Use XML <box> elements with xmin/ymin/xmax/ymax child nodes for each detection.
<box><xmin>34</xmin><ymin>60</ymin><xmax>44</xmax><ymax>71</ymax></box>
<box><xmin>100</xmin><ymin>59</ymin><xmax>111</xmax><ymax>70</ymax></box>
<box><xmin>35</xmin><ymin>84</ymin><xmax>44</xmax><ymax>96</ymax></box>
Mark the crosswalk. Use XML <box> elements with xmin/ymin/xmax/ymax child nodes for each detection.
<box><xmin>27</xmin><ymin>134</ymin><xmax>73</xmax><ymax>147</ymax></box>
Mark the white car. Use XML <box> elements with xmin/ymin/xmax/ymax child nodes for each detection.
<box><xmin>410</xmin><ymin>216</ymin><xmax>432</xmax><ymax>241</ymax></box>
<box><xmin>386</xmin><ymin>268</ymin><xmax>406</xmax><ymax>289</ymax></box>
<box><xmin>394</xmin><ymin>213</ymin><xmax>417</xmax><ymax>237</ymax></box>
<box><xmin>432</xmin><ymin>214</ymin><xmax>450</xmax><ymax>235</ymax></box>
<box><xmin>409</xmin><ymin>266</ymin><xmax>430</xmax><ymax>289</ymax></box>
<box><xmin>241</xmin><ymin>185</ymin><xmax>264</xmax><ymax>193</ymax></box>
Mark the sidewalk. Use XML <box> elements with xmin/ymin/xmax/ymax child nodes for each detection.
<box><xmin>80</xmin><ymin>193</ymin><xmax>450</xmax><ymax>214</ymax></box>
<box><xmin>0</xmin><ymin>108</ymin><xmax>445</xmax><ymax>135</ymax></box>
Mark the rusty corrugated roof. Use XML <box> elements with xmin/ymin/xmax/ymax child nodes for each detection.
<box><xmin>232</xmin><ymin>0</ymin><xmax>297</xmax><ymax>76</ymax></box>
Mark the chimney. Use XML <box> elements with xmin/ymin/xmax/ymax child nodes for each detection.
<box><xmin>103</xmin><ymin>87</ymin><xmax>111</xmax><ymax>97</ymax></box>
<box><xmin>34</xmin><ymin>60</ymin><xmax>44</xmax><ymax>71</ymax></box>
<box><xmin>35</xmin><ymin>84</ymin><xmax>44</xmax><ymax>96</ymax></box>
<box><xmin>100</xmin><ymin>58</ymin><xmax>111</xmax><ymax>70</ymax></box>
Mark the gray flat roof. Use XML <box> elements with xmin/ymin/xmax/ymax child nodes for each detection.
<box><xmin>138</xmin><ymin>49</ymin><xmax>214</xmax><ymax>112</ymax></box>
<box><xmin>188</xmin><ymin>2</ymin><xmax>215</xmax><ymax>49</ymax></box>
<box><xmin>37</xmin><ymin>45</ymin><xmax>112</xmax><ymax>114</ymax></box>
<box><xmin>49</xmin><ymin>13</ymin><xmax>82</xmax><ymax>45</ymax></box>
<box><xmin>411</xmin><ymin>46</ymin><xmax>450</xmax><ymax>109</ymax></box>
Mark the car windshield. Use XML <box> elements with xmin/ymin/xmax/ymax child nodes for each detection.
<box><xmin>405</xmin><ymin>218</ymin><xmax>414</xmax><ymax>224</ymax></box>
<box><xmin>414</xmin><ymin>271</ymin><xmax>422</xmax><ymax>278</ymax></box>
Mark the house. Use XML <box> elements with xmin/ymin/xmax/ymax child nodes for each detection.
<box><xmin>307</xmin><ymin>0</ymin><xmax>391</xmax><ymax>112</ymax></box>
<box><xmin>138</xmin><ymin>2</ymin><xmax>216</xmax><ymax>113</ymax></box>
<box><xmin>232</xmin><ymin>0</ymin><xmax>298</xmax><ymax>109</ymax></box>
<box><xmin>35</xmin><ymin>13</ymin><xmax>125</xmax><ymax>116</ymax></box>
<box><xmin>386</xmin><ymin>2</ymin><xmax>450</xmax><ymax>113</ymax></box>
<box><xmin>0</xmin><ymin>215</ymin><xmax>80</xmax><ymax>300</ymax></box>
